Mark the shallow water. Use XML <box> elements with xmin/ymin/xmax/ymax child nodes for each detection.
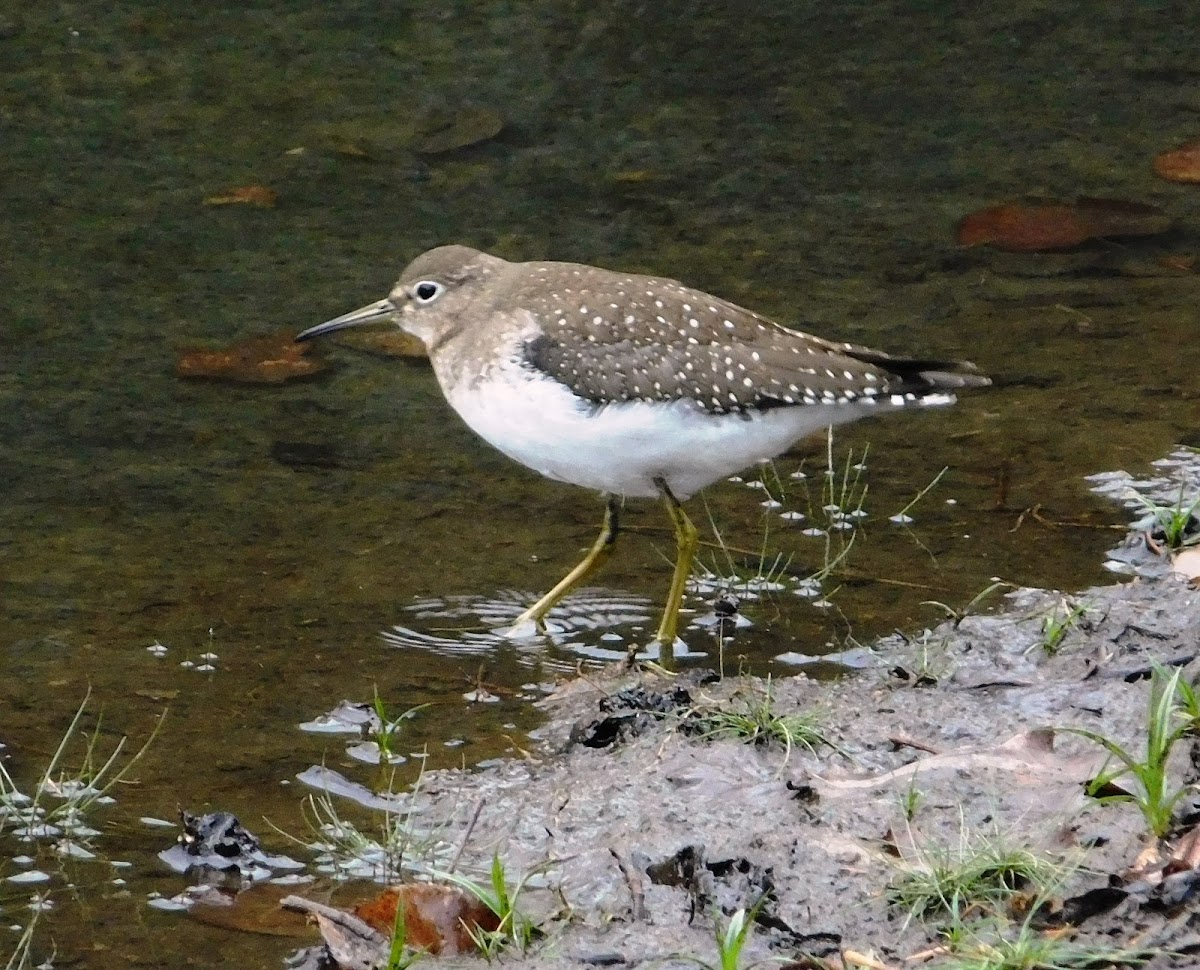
<box><xmin>2</xmin><ymin>0</ymin><xmax>1197</xmax><ymax>965</ymax></box>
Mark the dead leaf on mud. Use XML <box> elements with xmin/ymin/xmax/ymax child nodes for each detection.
<box><xmin>1170</xmin><ymin>823</ymin><xmax>1200</xmax><ymax>870</ymax></box>
<box><xmin>841</xmin><ymin>949</ymin><xmax>893</xmax><ymax>970</ymax></box>
<box><xmin>1053</xmin><ymin>885</ymin><xmax>1130</xmax><ymax>926</ymax></box>
<box><xmin>1171</xmin><ymin>547</ymin><xmax>1200</xmax><ymax>583</ymax></box>
<box><xmin>1054</xmin><ymin>823</ymin><xmax>1200</xmax><ymax>921</ymax></box>
<box><xmin>353</xmin><ymin>884</ymin><xmax>499</xmax><ymax>954</ymax></box>
<box><xmin>282</xmin><ymin>885</ymin><xmax>500</xmax><ymax>965</ymax></box>
<box><xmin>1125</xmin><ymin>824</ymin><xmax>1200</xmax><ymax>886</ymax></box>
<box><xmin>811</xmin><ymin>729</ymin><xmax>1103</xmax><ymax>799</ymax></box>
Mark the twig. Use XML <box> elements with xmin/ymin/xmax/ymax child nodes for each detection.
<box><xmin>447</xmin><ymin>798</ymin><xmax>485</xmax><ymax>875</ymax></box>
<box><xmin>888</xmin><ymin>736</ymin><xmax>939</xmax><ymax>755</ymax></box>
<box><xmin>609</xmin><ymin>849</ymin><xmax>647</xmax><ymax>921</ymax></box>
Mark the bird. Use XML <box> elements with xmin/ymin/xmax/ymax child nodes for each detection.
<box><xmin>296</xmin><ymin>245</ymin><xmax>989</xmax><ymax>665</ymax></box>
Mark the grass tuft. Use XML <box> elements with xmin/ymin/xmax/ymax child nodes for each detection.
<box><xmin>1067</xmin><ymin>661</ymin><xmax>1198</xmax><ymax>838</ymax></box>
<box><xmin>695</xmin><ymin>677</ymin><xmax>834</xmax><ymax>764</ymax></box>
<box><xmin>887</xmin><ymin>822</ymin><xmax>1062</xmax><ymax>925</ymax></box>
<box><xmin>428</xmin><ymin>853</ymin><xmax>555</xmax><ymax>959</ymax></box>
<box><xmin>277</xmin><ymin>758</ymin><xmax>454</xmax><ymax>882</ymax></box>
<box><xmin>677</xmin><ymin>897</ymin><xmax>771</xmax><ymax>970</ymax></box>
<box><xmin>1131</xmin><ymin>485</ymin><xmax>1200</xmax><ymax>550</ymax></box>
<box><xmin>932</xmin><ymin>915</ymin><xmax>1149</xmax><ymax>970</ymax></box>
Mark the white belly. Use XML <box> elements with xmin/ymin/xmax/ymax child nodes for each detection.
<box><xmin>436</xmin><ymin>361</ymin><xmax>908</xmax><ymax>500</ymax></box>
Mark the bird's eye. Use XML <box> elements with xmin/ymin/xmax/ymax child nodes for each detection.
<box><xmin>413</xmin><ymin>281</ymin><xmax>444</xmax><ymax>304</ymax></box>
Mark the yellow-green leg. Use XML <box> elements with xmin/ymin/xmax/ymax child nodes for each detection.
<box><xmin>652</xmin><ymin>477</ymin><xmax>698</xmax><ymax>668</ymax></box>
<box><xmin>505</xmin><ymin>496</ymin><xmax>621</xmax><ymax>637</ymax></box>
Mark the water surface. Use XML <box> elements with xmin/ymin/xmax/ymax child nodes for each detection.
<box><xmin>1</xmin><ymin>1</ymin><xmax>1196</xmax><ymax>965</ymax></box>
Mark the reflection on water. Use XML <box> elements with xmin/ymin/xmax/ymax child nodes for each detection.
<box><xmin>3</xmin><ymin>0</ymin><xmax>1199</xmax><ymax>965</ymax></box>
<box><xmin>383</xmin><ymin>586</ymin><xmax>655</xmax><ymax>671</ymax></box>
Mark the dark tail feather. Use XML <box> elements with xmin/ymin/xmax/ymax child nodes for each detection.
<box><xmin>842</xmin><ymin>346</ymin><xmax>991</xmax><ymax>391</ymax></box>
<box><xmin>915</xmin><ymin>368</ymin><xmax>992</xmax><ymax>389</ymax></box>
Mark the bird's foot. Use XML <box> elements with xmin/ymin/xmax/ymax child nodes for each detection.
<box><xmin>496</xmin><ymin>617</ymin><xmax>545</xmax><ymax>640</ymax></box>
<box><xmin>642</xmin><ymin>636</ymin><xmax>688</xmax><ymax>670</ymax></box>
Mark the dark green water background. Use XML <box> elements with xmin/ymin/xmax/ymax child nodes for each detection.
<box><xmin>2</xmin><ymin>1</ymin><xmax>1197</xmax><ymax>965</ymax></box>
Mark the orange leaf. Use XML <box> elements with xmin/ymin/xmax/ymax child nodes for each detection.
<box><xmin>353</xmin><ymin>884</ymin><xmax>501</xmax><ymax>956</ymax></box>
<box><xmin>177</xmin><ymin>330</ymin><xmax>325</xmax><ymax>384</ymax></box>
<box><xmin>956</xmin><ymin>199</ymin><xmax>1169</xmax><ymax>251</ymax></box>
<box><xmin>956</xmin><ymin>204</ymin><xmax>1090</xmax><ymax>251</ymax></box>
<box><xmin>1154</xmin><ymin>138</ymin><xmax>1200</xmax><ymax>184</ymax></box>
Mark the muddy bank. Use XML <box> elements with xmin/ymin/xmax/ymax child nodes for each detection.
<box><xmin>286</xmin><ymin>452</ymin><xmax>1200</xmax><ymax>968</ymax></box>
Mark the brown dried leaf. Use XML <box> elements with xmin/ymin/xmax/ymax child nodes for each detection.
<box><xmin>1125</xmin><ymin>838</ymin><xmax>1164</xmax><ymax>882</ymax></box>
<box><xmin>1171</xmin><ymin>824</ymin><xmax>1200</xmax><ymax>870</ymax></box>
<box><xmin>177</xmin><ymin>330</ymin><xmax>326</xmax><ymax>385</ymax></box>
<box><xmin>957</xmin><ymin>203</ymin><xmax>1089</xmax><ymax>251</ymax></box>
<box><xmin>956</xmin><ymin>199</ymin><xmax>1169</xmax><ymax>251</ymax></box>
<box><xmin>1154</xmin><ymin>138</ymin><xmax>1200</xmax><ymax>184</ymax></box>
<box><xmin>1171</xmin><ymin>547</ymin><xmax>1200</xmax><ymax>583</ymax></box>
<box><xmin>842</xmin><ymin>949</ymin><xmax>893</xmax><ymax>970</ymax></box>
<box><xmin>353</xmin><ymin>884</ymin><xmax>501</xmax><ymax>956</ymax></box>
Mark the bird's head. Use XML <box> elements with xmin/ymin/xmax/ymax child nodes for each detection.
<box><xmin>296</xmin><ymin>245</ymin><xmax>503</xmax><ymax>350</ymax></box>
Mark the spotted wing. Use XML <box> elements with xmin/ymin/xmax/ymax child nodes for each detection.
<box><xmin>516</xmin><ymin>266</ymin><xmax>986</xmax><ymax>415</ymax></box>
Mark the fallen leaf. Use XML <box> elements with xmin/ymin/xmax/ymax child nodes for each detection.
<box><xmin>1154</xmin><ymin>138</ymin><xmax>1200</xmax><ymax>184</ymax></box>
<box><xmin>1171</xmin><ymin>547</ymin><xmax>1200</xmax><ymax>582</ymax></box>
<box><xmin>177</xmin><ymin>330</ymin><xmax>326</xmax><ymax>385</ymax></box>
<box><xmin>842</xmin><ymin>949</ymin><xmax>893</xmax><ymax>970</ymax></box>
<box><xmin>1055</xmin><ymin>885</ymin><xmax>1129</xmax><ymax>926</ymax></box>
<box><xmin>1125</xmin><ymin>838</ymin><xmax>1163</xmax><ymax>881</ymax></box>
<box><xmin>352</xmin><ymin>884</ymin><xmax>500</xmax><ymax>955</ymax></box>
<box><xmin>1171</xmin><ymin>823</ymin><xmax>1200</xmax><ymax>870</ymax></box>
<box><xmin>957</xmin><ymin>203</ymin><xmax>1089</xmax><ymax>251</ymax></box>
<box><xmin>956</xmin><ymin>199</ymin><xmax>1170</xmax><ymax>251</ymax></box>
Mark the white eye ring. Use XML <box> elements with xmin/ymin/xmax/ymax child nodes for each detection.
<box><xmin>412</xmin><ymin>280</ymin><xmax>444</xmax><ymax>305</ymax></box>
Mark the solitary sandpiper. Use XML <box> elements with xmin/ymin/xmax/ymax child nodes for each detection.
<box><xmin>297</xmin><ymin>245</ymin><xmax>989</xmax><ymax>664</ymax></box>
